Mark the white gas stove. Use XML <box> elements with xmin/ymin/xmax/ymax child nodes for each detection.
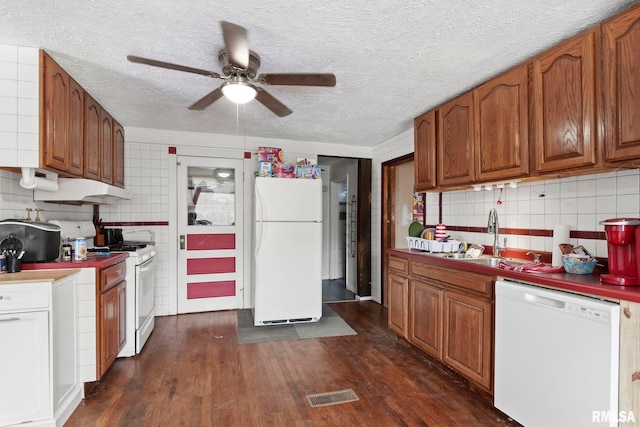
<box><xmin>50</xmin><ymin>220</ymin><xmax>158</xmax><ymax>357</ymax></box>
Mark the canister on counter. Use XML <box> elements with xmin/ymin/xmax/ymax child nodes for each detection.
<box><xmin>62</xmin><ymin>241</ymin><xmax>72</xmax><ymax>261</ymax></box>
<box><xmin>0</xmin><ymin>253</ymin><xmax>5</xmax><ymax>273</ymax></box>
<box><xmin>73</xmin><ymin>237</ymin><xmax>87</xmax><ymax>261</ymax></box>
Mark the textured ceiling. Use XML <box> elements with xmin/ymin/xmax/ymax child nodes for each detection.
<box><xmin>1</xmin><ymin>0</ymin><xmax>637</xmax><ymax>147</ymax></box>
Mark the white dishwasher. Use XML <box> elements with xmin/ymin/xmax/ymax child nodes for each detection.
<box><xmin>495</xmin><ymin>280</ymin><xmax>620</xmax><ymax>427</ymax></box>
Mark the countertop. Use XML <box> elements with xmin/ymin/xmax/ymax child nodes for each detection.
<box><xmin>20</xmin><ymin>252</ymin><xmax>129</xmax><ymax>270</ymax></box>
<box><xmin>388</xmin><ymin>248</ymin><xmax>640</xmax><ymax>303</ymax></box>
<box><xmin>0</xmin><ymin>269</ymin><xmax>81</xmax><ymax>284</ymax></box>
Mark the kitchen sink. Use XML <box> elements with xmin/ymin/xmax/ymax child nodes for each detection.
<box><xmin>445</xmin><ymin>254</ymin><xmax>531</xmax><ymax>267</ymax></box>
<box><xmin>451</xmin><ymin>256</ymin><xmax>529</xmax><ymax>267</ymax></box>
<box><xmin>417</xmin><ymin>252</ymin><xmax>531</xmax><ymax>268</ymax></box>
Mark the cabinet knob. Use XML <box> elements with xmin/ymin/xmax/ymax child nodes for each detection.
<box><xmin>0</xmin><ymin>295</ymin><xmax>3</xmax><ymax>300</ymax></box>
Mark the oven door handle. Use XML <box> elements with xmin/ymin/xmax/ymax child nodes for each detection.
<box><xmin>139</xmin><ymin>257</ymin><xmax>157</xmax><ymax>272</ymax></box>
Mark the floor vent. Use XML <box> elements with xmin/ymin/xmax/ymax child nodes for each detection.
<box><xmin>306</xmin><ymin>388</ymin><xmax>359</xmax><ymax>408</ymax></box>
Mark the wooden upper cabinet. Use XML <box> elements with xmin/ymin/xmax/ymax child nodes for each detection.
<box><xmin>437</xmin><ymin>92</ymin><xmax>475</xmax><ymax>186</ymax></box>
<box><xmin>41</xmin><ymin>52</ymin><xmax>70</xmax><ymax>172</ymax></box>
<box><xmin>68</xmin><ymin>78</ymin><xmax>84</xmax><ymax>175</ymax></box>
<box><xmin>100</xmin><ymin>110</ymin><xmax>114</xmax><ymax>184</ymax></box>
<box><xmin>474</xmin><ymin>63</ymin><xmax>529</xmax><ymax>181</ymax></box>
<box><xmin>532</xmin><ymin>28</ymin><xmax>598</xmax><ymax>173</ymax></box>
<box><xmin>83</xmin><ymin>93</ymin><xmax>101</xmax><ymax>180</ymax></box>
<box><xmin>113</xmin><ymin>122</ymin><xmax>125</xmax><ymax>188</ymax></box>
<box><xmin>414</xmin><ymin>110</ymin><xmax>437</xmax><ymax>191</ymax></box>
<box><xmin>602</xmin><ymin>4</ymin><xmax>640</xmax><ymax>163</ymax></box>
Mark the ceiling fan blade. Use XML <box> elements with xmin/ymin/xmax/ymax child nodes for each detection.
<box><xmin>255</xmin><ymin>88</ymin><xmax>292</xmax><ymax>117</ymax></box>
<box><xmin>221</xmin><ymin>21</ymin><xmax>249</xmax><ymax>69</ymax></box>
<box><xmin>127</xmin><ymin>55</ymin><xmax>220</xmax><ymax>78</ymax></box>
<box><xmin>188</xmin><ymin>87</ymin><xmax>224</xmax><ymax>110</ymax></box>
<box><xmin>257</xmin><ymin>73</ymin><xmax>336</xmax><ymax>87</ymax></box>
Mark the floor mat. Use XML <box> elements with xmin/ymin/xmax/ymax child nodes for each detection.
<box><xmin>237</xmin><ymin>304</ymin><xmax>357</xmax><ymax>344</ymax></box>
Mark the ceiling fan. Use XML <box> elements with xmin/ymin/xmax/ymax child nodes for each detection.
<box><xmin>127</xmin><ymin>21</ymin><xmax>336</xmax><ymax>117</ymax></box>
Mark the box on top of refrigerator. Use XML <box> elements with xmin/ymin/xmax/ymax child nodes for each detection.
<box><xmin>296</xmin><ymin>165</ymin><xmax>321</xmax><ymax>179</ymax></box>
<box><xmin>258</xmin><ymin>147</ymin><xmax>283</xmax><ymax>164</ymax></box>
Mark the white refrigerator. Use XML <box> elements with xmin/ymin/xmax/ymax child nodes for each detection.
<box><xmin>253</xmin><ymin>177</ymin><xmax>323</xmax><ymax>326</ymax></box>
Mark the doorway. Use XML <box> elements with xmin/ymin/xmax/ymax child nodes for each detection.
<box><xmin>381</xmin><ymin>154</ymin><xmax>414</xmax><ymax>307</ymax></box>
<box><xmin>319</xmin><ymin>156</ymin><xmax>371</xmax><ymax>302</ymax></box>
<box><xmin>176</xmin><ymin>155</ymin><xmax>244</xmax><ymax>314</ymax></box>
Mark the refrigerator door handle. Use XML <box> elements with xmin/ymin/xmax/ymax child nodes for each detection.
<box><xmin>255</xmin><ymin>186</ymin><xmax>265</xmax><ymax>223</ymax></box>
<box><xmin>255</xmin><ymin>220</ymin><xmax>262</xmax><ymax>257</ymax></box>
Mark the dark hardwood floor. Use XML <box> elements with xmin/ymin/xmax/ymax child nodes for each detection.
<box><xmin>64</xmin><ymin>301</ymin><xmax>519</xmax><ymax>427</ymax></box>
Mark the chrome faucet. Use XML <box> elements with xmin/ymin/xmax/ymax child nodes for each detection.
<box><xmin>487</xmin><ymin>208</ymin><xmax>507</xmax><ymax>257</ymax></box>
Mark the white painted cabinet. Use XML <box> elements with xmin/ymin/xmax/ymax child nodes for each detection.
<box><xmin>0</xmin><ymin>310</ymin><xmax>50</xmax><ymax>426</ymax></box>
<box><xmin>0</xmin><ymin>273</ymin><xmax>82</xmax><ymax>427</ymax></box>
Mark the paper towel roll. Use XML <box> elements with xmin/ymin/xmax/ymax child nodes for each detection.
<box><xmin>552</xmin><ymin>224</ymin><xmax>571</xmax><ymax>266</ymax></box>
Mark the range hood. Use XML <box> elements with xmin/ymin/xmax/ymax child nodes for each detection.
<box><xmin>22</xmin><ymin>168</ymin><xmax>133</xmax><ymax>205</ymax></box>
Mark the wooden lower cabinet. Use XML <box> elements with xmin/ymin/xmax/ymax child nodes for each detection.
<box><xmin>388</xmin><ymin>272</ymin><xmax>409</xmax><ymax>337</ymax></box>
<box><xmin>442</xmin><ymin>290</ymin><xmax>493</xmax><ymax>390</ymax></box>
<box><xmin>389</xmin><ymin>254</ymin><xmax>494</xmax><ymax>394</ymax></box>
<box><xmin>409</xmin><ymin>278</ymin><xmax>443</xmax><ymax>359</ymax></box>
<box><xmin>99</xmin><ymin>281</ymin><xmax>125</xmax><ymax>378</ymax></box>
<box><xmin>97</xmin><ymin>261</ymin><xmax>126</xmax><ymax>379</ymax></box>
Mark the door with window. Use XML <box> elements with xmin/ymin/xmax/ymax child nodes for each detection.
<box><xmin>177</xmin><ymin>156</ymin><xmax>244</xmax><ymax>314</ymax></box>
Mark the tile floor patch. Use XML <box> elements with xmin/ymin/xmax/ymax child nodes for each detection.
<box><xmin>306</xmin><ymin>388</ymin><xmax>359</xmax><ymax>408</ymax></box>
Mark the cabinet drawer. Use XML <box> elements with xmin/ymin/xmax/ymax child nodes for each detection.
<box><xmin>99</xmin><ymin>262</ymin><xmax>126</xmax><ymax>292</ymax></box>
<box><xmin>0</xmin><ymin>283</ymin><xmax>50</xmax><ymax>312</ymax></box>
<box><xmin>411</xmin><ymin>261</ymin><xmax>493</xmax><ymax>297</ymax></box>
<box><xmin>388</xmin><ymin>255</ymin><xmax>409</xmax><ymax>276</ymax></box>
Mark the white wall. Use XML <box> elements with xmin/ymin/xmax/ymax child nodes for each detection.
<box><xmin>0</xmin><ymin>44</ymin><xmax>39</xmax><ymax>167</ymax></box>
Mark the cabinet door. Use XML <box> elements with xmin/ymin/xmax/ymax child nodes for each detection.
<box><xmin>474</xmin><ymin>63</ymin><xmax>529</xmax><ymax>181</ymax></box>
<box><xmin>603</xmin><ymin>4</ymin><xmax>640</xmax><ymax>163</ymax></box>
<box><xmin>83</xmin><ymin>93</ymin><xmax>101</xmax><ymax>180</ymax></box>
<box><xmin>118</xmin><ymin>282</ymin><xmax>126</xmax><ymax>351</ymax></box>
<box><xmin>100</xmin><ymin>110</ymin><xmax>114</xmax><ymax>184</ymax></box>
<box><xmin>0</xmin><ymin>311</ymin><xmax>50</xmax><ymax>426</ymax></box>
<box><xmin>41</xmin><ymin>52</ymin><xmax>70</xmax><ymax>172</ymax></box>
<box><xmin>99</xmin><ymin>284</ymin><xmax>119</xmax><ymax>378</ymax></box>
<box><xmin>409</xmin><ymin>278</ymin><xmax>443</xmax><ymax>359</ymax></box>
<box><xmin>443</xmin><ymin>290</ymin><xmax>493</xmax><ymax>391</ymax></box>
<box><xmin>388</xmin><ymin>272</ymin><xmax>408</xmax><ymax>337</ymax></box>
<box><xmin>533</xmin><ymin>28</ymin><xmax>598</xmax><ymax>173</ymax></box>
<box><xmin>619</xmin><ymin>300</ymin><xmax>640</xmax><ymax>427</ymax></box>
<box><xmin>437</xmin><ymin>92</ymin><xmax>475</xmax><ymax>186</ymax></box>
<box><xmin>113</xmin><ymin>121</ymin><xmax>125</xmax><ymax>188</ymax></box>
<box><xmin>67</xmin><ymin>78</ymin><xmax>84</xmax><ymax>175</ymax></box>
<box><xmin>414</xmin><ymin>110</ymin><xmax>437</xmax><ymax>191</ymax></box>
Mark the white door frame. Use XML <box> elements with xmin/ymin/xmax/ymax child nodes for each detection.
<box><xmin>329</xmin><ymin>173</ymin><xmax>348</xmax><ymax>280</ymax></box>
<box><xmin>168</xmin><ymin>146</ymin><xmax>253</xmax><ymax>315</ymax></box>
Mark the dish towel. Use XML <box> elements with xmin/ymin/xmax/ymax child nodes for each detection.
<box><xmin>498</xmin><ymin>261</ymin><xmax>565</xmax><ymax>274</ymax></box>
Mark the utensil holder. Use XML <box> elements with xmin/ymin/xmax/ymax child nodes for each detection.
<box><xmin>7</xmin><ymin>258</ymin><xmax>21</xmax><ymax>273</ymax></box>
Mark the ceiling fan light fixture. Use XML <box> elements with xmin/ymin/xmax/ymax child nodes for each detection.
<box><xmin>221</xmin><ymin>79</ymin><xmax>257</xmax><ymax>104</ymax></box>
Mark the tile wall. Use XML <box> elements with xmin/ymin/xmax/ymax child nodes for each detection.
<box><xmin>100</xmin><ymin>141</ymin><xmax>171</xmax><ymax>315</ymax></box>
<box><xmin>437</xmin><ymin>169</ymin><xmax>640</xmax><ymax>258</ymax></box>
<box><xmin>0</xmin><ymin>44</ymin><xmax>39</xmax><ymax>167</ymax></box>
